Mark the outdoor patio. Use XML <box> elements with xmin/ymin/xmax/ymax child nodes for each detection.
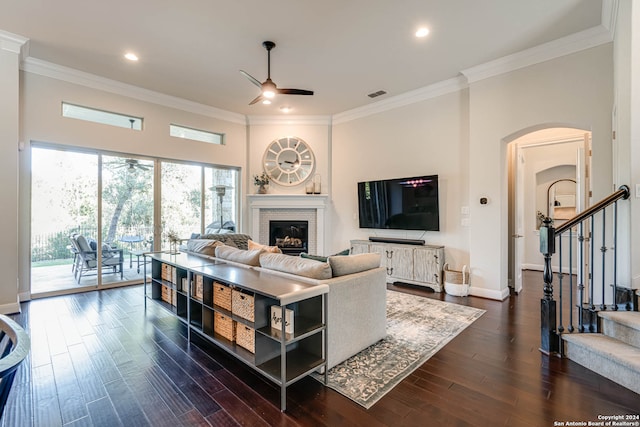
<box><xmin>31</xmin><ymin>257</ymin><xmax>149</xmax><ymax>294</ymax></box>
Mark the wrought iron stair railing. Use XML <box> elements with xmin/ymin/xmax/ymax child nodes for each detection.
<box><xmin>539</xmin><ymin>185</ymin><xmax>631</xmax><ymax>355</ymax></box>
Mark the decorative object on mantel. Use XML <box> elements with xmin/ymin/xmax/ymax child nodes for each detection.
<box><xmin>254</xmin><ymin>172</ymin><xmax>270</xmax><ymax>194</ymax></box>
<box><xmin>263</xmin><ymin>136</ymin><xmax>315</xmax><ymax>186</ymax></box>
<box><xmin>313</xmin><ymin>173</ymin><xmax>321</xmax><ymax>194</ymax></box>
<box><xmin>165</xmin><ymin>230</ymin><xmax>180</xmax><ymax>254</ymax></box>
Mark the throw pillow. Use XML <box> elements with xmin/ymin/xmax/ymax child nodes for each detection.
<box><xmin>300</xmin><ymin>253</ymin><xmax>328</xmax><ymax>262</ymax></box>
<box><xmin>248</xmin><ymin>239</ymin><xmax>282</xmax><ymax>253</ymax></box>
<box><xmin>215</xmin><ymin>245</ymin><xmax>262</xmax><ymax>266</ymax></box>
<box><xmin>328</xmin><ymin>253</ymin><xmax>381</xmax><ymax>277</ymax></box>
<box><xmin>300</xmin><ymin>248</ymin><xmax>351</xmax><ymax>263</ymax></box>
<box><xmin>101</xmin><ymin>243</ymin><xmax>114</xmax><ymax>259</ymax></box>
<box><xmin>186</xmin><ymin>239</ymin><xmax>224</xmax><ymax>256</ymax></box>
<box><xmin>259</xmin><ymin>253</ymin><xmax>332</xmax><ymax>280</ymax></box>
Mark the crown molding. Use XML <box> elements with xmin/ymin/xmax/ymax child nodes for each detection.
<box><xmin>461</xmin><ymin>25</ymin><xmax>612</xmax><ymax>84</ymax></box>
<box><xmin>21</xmin><ymin>57</ymin><xmax>246</xmax><ymax>125</ymax></box>
<box><xmin>0</xmin><ymin>29</ymin><xmax>28</xmax><ymax>54</ymax></box>
<box><xmin>332</xmin><ymin>76</ymin><xmax>467</xmax><ymax>125</ymax></box>
<box><xmin>246</xmin><ymin>115</ymin><xmax>332</xmax><ymax>126</ymax></box>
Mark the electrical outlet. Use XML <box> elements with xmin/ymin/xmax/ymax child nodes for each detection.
<box><xmin>461</xmin><ymin>206</ymin><xmax>470</xmax><ymax>215</ymax></box>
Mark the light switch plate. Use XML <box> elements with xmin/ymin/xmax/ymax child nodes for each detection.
<box><xmin>636</xmin><ymin>184</ymin><xmax>640</xmax><ymax>198</ymax></box>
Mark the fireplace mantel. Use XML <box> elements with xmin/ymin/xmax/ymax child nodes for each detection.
<box><xmin>247</xmin><ymin>194</ymin><xmax>328</xmax><ymax>255</ymax></box>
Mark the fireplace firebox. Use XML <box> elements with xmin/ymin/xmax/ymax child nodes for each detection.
<box><xmin>269</xmin><ymin>220</ymin><xmax>308</xmax><ymax>255</ymax></box>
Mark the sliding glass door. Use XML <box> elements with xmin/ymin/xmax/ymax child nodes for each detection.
<box><xmin>31</xmin><ymin>145</ymin><xmax>239</xmax><ymax>295</ymax></box>
<box><xmin>101</xmin><ymin>155</ymin><xmax>154</xmax><ymax>284</ymax></box>
<box><xmin>31</xmin><ymin>147</ymin><xmax>99</xmax><ymax>293</ymax></box>
<box><xmin>160</xmin><ymin>161</ymin><xmax>238</xmax><ymax>247</ymax></box>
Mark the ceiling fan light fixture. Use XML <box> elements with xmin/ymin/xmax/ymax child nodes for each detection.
<box><xmin>124</xmin><ymin>52</ymin><xmax>139</xmax><ymax>61</ymax></box>
<box><xmin>262</xmin><ymin>80</ymin><xmax>277</xmax><ymax>98</ymax></box>
<box><xmin>262</xmin><ymin>99</ymin><xmax>272</xmax><ymax>105</ymax></box>
<box><xmin>415</xmin><ymin>27</ymin><xmax>430</xmax><ymax>38</ymax></box>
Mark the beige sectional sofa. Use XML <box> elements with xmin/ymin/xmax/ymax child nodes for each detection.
<box><xmin>184</xmin><ymin>234</ymin><xmax>387</xmax><ymax>369</ymax></box>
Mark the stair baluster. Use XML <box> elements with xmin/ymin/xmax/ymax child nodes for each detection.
<box><xmin>539</xmin><ymin>185</ymin><xmax>631</xmax><ymax>356</ymax></box>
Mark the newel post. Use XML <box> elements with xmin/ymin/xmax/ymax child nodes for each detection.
<box><xmin>539</xmin><ymin>218</ymin><xmax>560</xmax><ymax>355</ymax></box>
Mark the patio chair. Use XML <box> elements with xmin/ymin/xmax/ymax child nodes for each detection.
<box><xmin>73</xmin><ymin>235</ymin><xmax>123</xmax><ymax>283</ymax></box>
<box><xmin>0</xmin><ymin>315</ymin><xmax>30</xmax><ymax>419</ymax></box>
<box><xmin>68</xmin><ymin>233</ymin><xmax>80</xmax><ymax>273</ymax></box>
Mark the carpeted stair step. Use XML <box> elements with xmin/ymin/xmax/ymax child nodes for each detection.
<box><xmin>599</xmin><ymin>311</ymin><xmax>640</xmax><ymax>348</ymax></box>
<box><xmin>562</xmin><ymin>333</ymin><xmax>640</xmax><ymax>395</ymax></box>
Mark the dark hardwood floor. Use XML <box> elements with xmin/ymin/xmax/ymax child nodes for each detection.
<box><xmin>4</xmin><ymin>270</ymin><xmax>639</xmax><ymax>426</ymax></box>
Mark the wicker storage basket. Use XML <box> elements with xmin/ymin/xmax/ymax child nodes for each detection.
<box><xmin>236</xmin><ymin>323</ymin><xmax>255</xmax><ymax>353</ymax></box>
<box><xmin>213</xmin><ymin>282</ymin><xmax>232</xmax><ymax>311</ymax></box>
<box><xmin>193</xmin><ymin>275</ymin><xmax>203</xmax><ymax>301</ymax></box>
<box><xmin>443</xmin><ymin>263</ymin><xmax>470</xmax><ymax>296</ymax></box>
<box><xmin>214</xmin><ymin>312</ymin><xmax>236</xmax><ymax>342</ymax></box>
<box><xmin>161</xmin><ymin>263</ymin><xmax>169</xmax><ymax>281</ymax></box>
<box><xmin>232</xmin><ymin>290</ymin><xmax>255</xmax><ymax>322</ymax></box>
<box><xmin>160</xmin><ymin>285</ymin><xmax>175</xmax><ymax>306</ymax></box>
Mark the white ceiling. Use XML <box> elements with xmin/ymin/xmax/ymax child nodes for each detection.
<box><xmin>0</xmin><ymin>0</ymin><xmax>605</xmax><ymax>117</ymax></box>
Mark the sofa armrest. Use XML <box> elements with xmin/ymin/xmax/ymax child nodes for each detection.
<box><xmin>325</xmin><ymin>267</ymin><xmax>387</xmax><ymax>369</ymax></box>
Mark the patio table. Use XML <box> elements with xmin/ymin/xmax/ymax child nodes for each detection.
<box><xmin>119</xmin><ymin>235</ymin><xmax>145</xmax><ymax>268</ymax></box>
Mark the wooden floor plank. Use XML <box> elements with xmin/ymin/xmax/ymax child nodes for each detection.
<box><xmin>7</xmin><ymin>271</ymin><xmax>639</xmax><ymax>427</ymax></box>
<box><xmin>86</xmin><ymin>396</ymin><xmax>123</xmax><ymax>427</ymax></box>
<box><xmin>51</xmin><ymin>352</ymin><xmax>89</xmax><ymax>424</ymax></box>
<box><xmin>103</xmin><ymin>379</ymin><xmax>150</xmax><ymax>426</ymax></box>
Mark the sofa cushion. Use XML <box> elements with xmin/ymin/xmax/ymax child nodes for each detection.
<box><xmin>186</xmin><ymin>239</ymin><xmax>225</xmax><ymax>256</ymax></box>
<box><xmin>260</xmin><ymin>253</ymin><xmax>332</xmax><ymax>280</ymax></box>
<box><xmin>199</xmin><ymin>233</ymin><xmax>251</xmax><ymax>250</ymax></box>
<box><xmin>215</xmin><ymin>245</ymin><xmax>262</xmax><ymax>266</ymax></box>
<box><xmin>328</xmin><ymin>253</ymin><xmax>381</xmax><ymax>277</ymax></box>
<box><xmin>248</xmin><ymin>239</ymin><xmax>282</xmax><ymax>253</ymax></box>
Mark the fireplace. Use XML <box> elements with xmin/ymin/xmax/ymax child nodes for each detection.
<box><xmin>269</xmin><ymin>220</ymin><xmax>308</xmax><ymax>255</ymax></box>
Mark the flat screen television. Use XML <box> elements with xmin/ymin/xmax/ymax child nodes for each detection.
<box><xmin>357</xmin><ymin>175</ymin><xmax>440</xmax><ymax>231</ymax></box>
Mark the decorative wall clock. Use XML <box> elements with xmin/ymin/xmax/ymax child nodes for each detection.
<box><xmin>262</xmin><ymin>136</ymin><xmax>315</xmax><ymax>186</ymax></box>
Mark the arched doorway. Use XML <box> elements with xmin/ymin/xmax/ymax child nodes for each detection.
<box><xmin>507</xmin><ymin>127</ymin><xmax>591</xmax><ymax>293</ymax></box>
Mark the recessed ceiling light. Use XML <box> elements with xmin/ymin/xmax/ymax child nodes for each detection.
<box><xmin>124</xmin><ymin>52</ymin><xmax>139</xmax><ymax>61</ymax></box>
<box><xmin>262</xmin><ymin>99</ymin><xmax>272</xmax><ymax>105</ymax></box>
<box><xmin>280</xmin><ymin>106</ymin><xmax>292</xmax><ymax>113</ymax></box>
<box><xmin>415</xmin><ymin>27</ymin><xmax>430</xmax><ymax>38</ymax></box>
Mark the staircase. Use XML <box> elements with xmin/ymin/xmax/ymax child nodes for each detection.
<box><xmin>563</xmin><ymin>310</ymin><xmax>640</xmax><ymax>394</ymax></box>
<box><xmin>539</xmin><ymin>185</ymin><xmax>639</xmax><ymax>395</ymax></box>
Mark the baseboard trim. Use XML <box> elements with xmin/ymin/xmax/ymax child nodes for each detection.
<box><xmin>18</xmin><ymin>291</ymin><xmax>31</xmax><ymax>302</ymax></box>
<box><xmin>0</xmin><ymin>301</ymin><xmax>21</xmax><ymax>315</ymax></box>
<box><xmin>469</xmin><ymin>286</ymin><xmax>510</xmax><ymax>301</ymax></box>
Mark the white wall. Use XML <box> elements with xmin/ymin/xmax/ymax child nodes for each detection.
<box><xmin>0</xmin><ymin>35</ymin><xmax>24</xmax><ymax>313</ymax></box>
<box><xmin>612</xmin><ymin>1</ymin><xmax>639</xmax><ymax>289</ymax></box>
<box><xmin>18</xmin><ymin>72</ymin><xmax>248</xmax><ymax>301</ymax></box>
<box><xmin>332</xmin><ymin>90</ymin><xmax>471</xmax><ymax>269</ymax></box>
<box><xmin>246</xmin><ymin>119</ymin><xmax>330</xmax><ymax>197</ymax></box>
<box><xmin>468</xmin><ymin>45</ymin><xmax>613</xmax><ymax>299</ymax></box>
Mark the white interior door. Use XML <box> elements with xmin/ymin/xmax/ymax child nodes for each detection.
<box><xmin>513</xmin><ymin>146</ymin><xmax>525</xmax><ymax>293</ymax></box>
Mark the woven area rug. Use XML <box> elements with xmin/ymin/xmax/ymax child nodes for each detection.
<box><xmin>316</xmin><ymin>290</ymin><xmax>485</xmax><ymax>409</ymax></box>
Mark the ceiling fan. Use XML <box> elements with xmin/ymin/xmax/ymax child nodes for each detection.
<box><xmin>240</xmin><ymin>41</ymin><xmax>314</xmax><ymax>105</ymax></box>
<box><xmin>114</xmin><ymin>159</ymin><xmax>152</xmax><ymax>172</ymax></box>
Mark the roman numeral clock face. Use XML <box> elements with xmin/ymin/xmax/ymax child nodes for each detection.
<box><xmin>262</xmin><ymin>136</ymin><xmax>315</xmax><ymax>186</ymax></box>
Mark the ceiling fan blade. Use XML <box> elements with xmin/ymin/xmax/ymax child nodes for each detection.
<box><xmin>240</xmin><ymin>70</ymin><xmax>262</xmax><ymax>88</ymax></box>
<box><xmin>278</xmin><ymin>88</ymin><xmax>314</xmax><ymax>96</ymax></box>
<box><xmin>249</xmin><ymin>94</ymin><xmax>264</xmax><ymax>105</ymax></box>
